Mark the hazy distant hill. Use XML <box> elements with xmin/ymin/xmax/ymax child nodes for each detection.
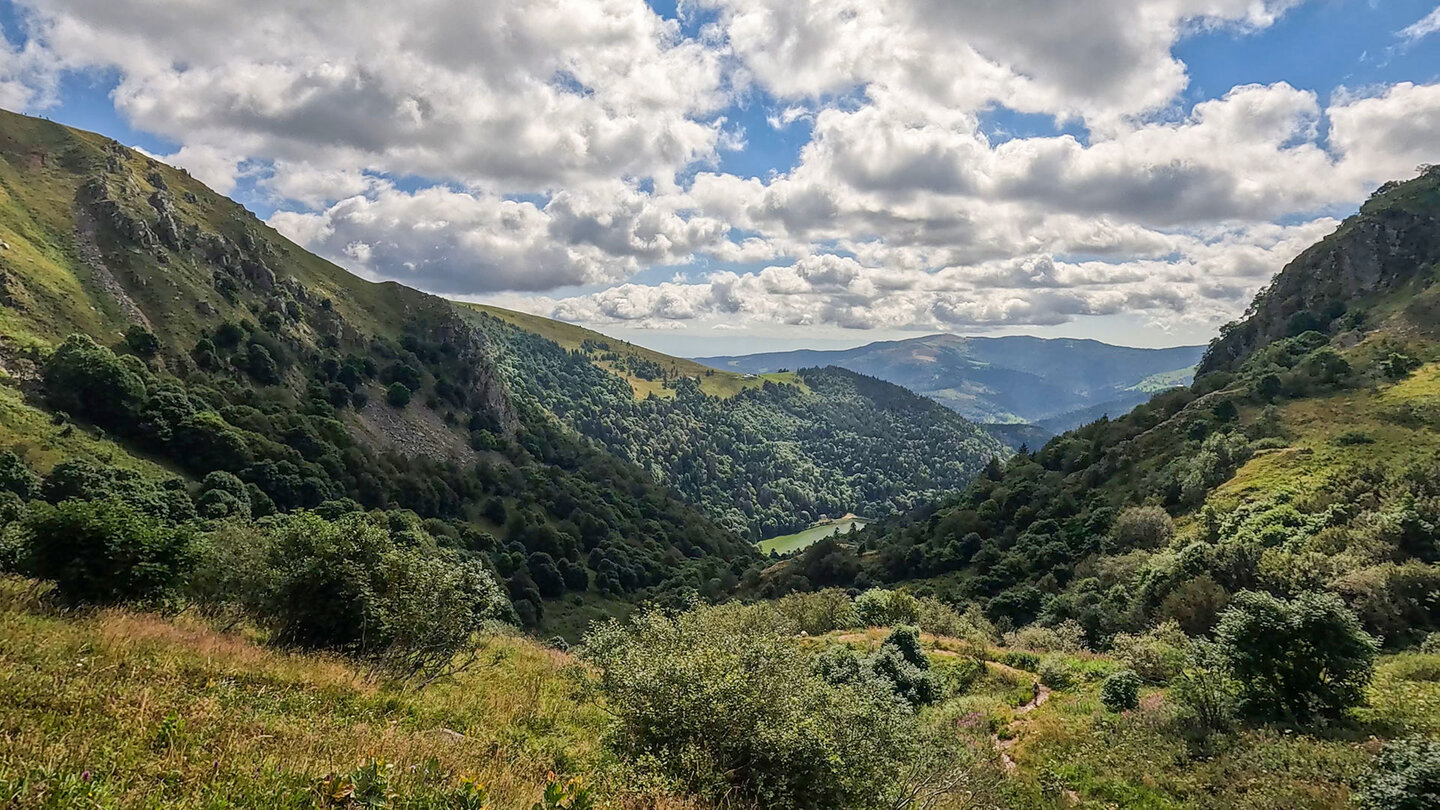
<box><xmin>697</xmin><ymin>335</ymin><xmax>1204</xmax><ymax>433</ymax></box>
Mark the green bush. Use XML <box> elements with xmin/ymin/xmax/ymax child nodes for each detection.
<box><xmin>1113</xmin><ymin>505</ymin><xmax>1175</xmax><ymax>550</ymax></box>
<box><xmin>43</xmin><ymin>334</ymin><xmax>149</xmax><ymax>431</ymax></box>
<box><xmin>772</xmin><ymin>588</ymin><xmax>860</xmax><ymax>635</ymax></box>
<box><xmin>1100</xmin><ymin>669</ymin><xmax>1141</xmax><ymax>712</ymax></box>
<box><xmin>386</xmin><ymin>382</ymin><xmax>411</xmax><ymax>408</ymax></box>
<box><xmin>853</xmin><ymin>588</ymin><xmax>920</xmax><ymax>627</ymax></box>
<box><xmin>584</xmin><ymin>604</ymin><xmax>925</xmax><ymax>810</ymax></box>
<box><xmin>998</xmin><ymin>650</ymin><xmax>1040</xmax><ymax>671</ymax></box>
<box><xmin>1215</xmin><ymin>590</ymin><xmax>1378</xmax><ymax>722</ymax></box>
<box><xmin>869</xmin><ymin>625</ymin><xmax>938</xmax><ymax>706</ymax></box>
<box><xmin>1110</xmin><ymin>621</ymin><xmax>1189</xmax><ymax>684</ymax></box>
<box><xmin>1005</xmin><ymin>619</ymin><xmax>1086</xmax><ymax>653</ymax></box>
<box><xmin>23</xmin><ymin>498</ymin><xmax>192</xmax><ymax>604</ymax></box>
<box><xmin>1169</xmin><ymin>640</ymin><xmax>1238</xmax><ymax>750</ymax></box>
<box><xmin>1038</xmin><ymin>654</ymin><xmax>1078</xmax><ymax>691</ymax></box>
<box><xmin>1355</xmin><ymin>736</ymin><xmax>1440</xmax><ymax>810</ymax></box>
<box><xmin>260</xmin><ymin>512</ymin><xmax>510</xmax><ymax>673</ymax></box>
<box><xmin>0</xmin><ymin>451</ymin><xmax>39</xmax><ymax>500</ymax></box>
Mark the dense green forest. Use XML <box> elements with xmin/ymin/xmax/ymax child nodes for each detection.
<box><xmin>474</xmin><ymin>314</ymin><xmax>1002</xmax><ymax>538</ymax></box>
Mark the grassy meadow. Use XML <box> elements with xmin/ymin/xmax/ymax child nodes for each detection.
<box><xmin>4</xmin><ymin>576</ymin><xmax>1435</xmax><ymax>809</ymax></box>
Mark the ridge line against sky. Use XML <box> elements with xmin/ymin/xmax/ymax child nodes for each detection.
<box><xmin>0</xmin><ymin>0</ymin><xmax>1437</xmax><ymax>355</ymax></box>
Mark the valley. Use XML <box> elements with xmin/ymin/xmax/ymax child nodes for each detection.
<box><xmin>0</xmin><ymin>108</ymin><xmax>1437</xmax><ymax>810</ymax></box>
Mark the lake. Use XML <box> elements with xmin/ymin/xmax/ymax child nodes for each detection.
<box><xmin>757</xmin><ymin>517</ymin><xmax>869</xmax><ymax>555</ymax></box>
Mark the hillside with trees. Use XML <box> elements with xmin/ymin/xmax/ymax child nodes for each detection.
<box><xmin>760</xmin><ymin>167</ymin><xmax>1440</xmax><ymax>656</ymax></box>
<box><xmin>0</xmin><ymin>108</ymin><xmax>1003</xmax><ymax>635</ymax></box>
<box><xmin>0</xmin><ymin>114</ymin><xmax>1437</xmax><ymax>809</ymax></box>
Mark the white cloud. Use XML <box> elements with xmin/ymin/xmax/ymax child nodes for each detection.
<box><xmin>23</xmin><ymin>0</ymin><xmax>728</xmax><ymax>190</ymax></box>
<box><xmin>8</xmin><ymin>0</ymin><xmax>1440</xmax><ymax>343</ymax></box>
<box><xmin>1398</xmin><ymin>6</ymin><xmax>1440</xmax><ymax>43</ymax></box>
<box><xmin>269</xmin><ymin>180</ymin><xmax>735</xmax><ymax>294</ymax></box>
<box><xmin>699</xmin><ymin>0</ymin><xmax>1303</xmax><ymax>123</ymax></box>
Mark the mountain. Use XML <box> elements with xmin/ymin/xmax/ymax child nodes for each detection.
<box><xmin>0</xmin><ymin>107</ymin><xmax>1001</xmax><ymax>626</ymax></box>
<box><xmin>468</xmin><ymin>306</ymin><xmax>1004</xmax><ymax>539</ymax></box>
<box><xmin>763</xmin><ymin>167</ymin><xmax>1440</xmax><ymax>649</ymax></box>
<box><xmin>696</xmin><ymin>334</ymin><xmax>1204</xmax><ymax>434</ymax></box>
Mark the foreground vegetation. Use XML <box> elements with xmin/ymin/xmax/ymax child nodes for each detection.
<box><xmin>3</xmin><ymin>581</ymin><xmax>1436</xmax><ymax>809</ymax></box>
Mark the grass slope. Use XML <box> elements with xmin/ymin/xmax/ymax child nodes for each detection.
<box><xmin>0</xmin><ymin>578</ymin><xmax>689</xmax><ymax>810</ymax></box>
<box><xmin>9</xmin><ymin>577</ymin><xmax>1434</xmax><ymax>810</ymax></box>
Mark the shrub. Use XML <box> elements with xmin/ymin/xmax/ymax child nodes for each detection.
<box><xmin>998</xmin><ymin>650</ymin><xmax>1040</xmax><ymax>672</ymax></box>
<box><xmin>43</xmin><ymin>334</ymin><xmax>149</xmax><ymax>431</ymax></box>
<box><xmin>1100</xmin><ymin>669</ymin><xmax>1141</xmax><ymax>712</ymax></box>
<box><xmin>0</xmin><ymin>451</ymin><xmax>39</xmax><ymax>500</ymax></box>
<box><xmin>1113</xmin><ymin>506</ymin><xmax>1175</xmax><ymax>550</ymax></box>
<box><xmin>1170</xmin><ymin>640</ymin><xmax>1238</xmax><ymax>746</ymax></box>
<box><xmin>584</xmin><ymin>604</ymin><xmax>923</xmax><ymax>810</ymax></box>
<box><xmin>853</xmin><ymin>588</ymin><xmax>920</xmax><ymax>627</ymax></box>
<box><xmin>260</xmin><ymin>512</ymin><xmax>510</xmax><ymax>673</ymax></box>
<box><xmin>1215</xmin><ymin>590</ymin><xmax>1378</xmax><ymax>722</ymax></box>
<box><xmin>386</xmin><ymin>382</ymin><xmax>411</xmax><ymax>408</ymax></box>
<box><xmin>869</xmin><ymin>625</ymin><xmax>939</xmax><ymax>706</ymax></box>
<box><xmin>1354</xmin><ymin>736</ymin><xmax>1440</xmax><ymax>810</ymax></box>
<box><xmin>1110</xmin><ymin>621</ymin><xmax>1189</xmax><ymax>684</ymax></box>
<box><xmin>1158</xmin><ymin>574</ymin><xmax>1230</xmax><ymax>635</ymax></box>
<box><xmin>123</xmin><ymin>325</ymin><xmax>160</xmax><ymax>358</ymax></box>
<box><xmin>23</xmin><ymin>497</ymin><xmax>192</xmax><ymax>604</ymax></box>
<box><xmin>1038</xmin><ymin>654</ymin><xmax>1078</xmax><ymax>691</ymax></box>
<box><xmin>1004</xmin><ymin>619</ymin><xmax>1086</xmax><ymax>653</ymax></box>
<box><xmin>913</xmin><ymin>595</ymin><xmax>992</xmax><ymax>642</ymax></box>
<box><xmin>774</xmin><ymin>588</ymin><xmax>860</xmax><ymax>635</ymax></box>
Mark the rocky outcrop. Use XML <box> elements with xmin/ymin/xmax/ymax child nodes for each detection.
<box><xmin>1199</xmin><ymin>167</ymin><xmax>1440</xmax><ymax>375</ymax></box>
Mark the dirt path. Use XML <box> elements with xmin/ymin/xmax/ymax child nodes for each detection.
<box><xmin>984</xmin><ymin>661</ymin><xmax>1051</xmax><ymax>773</ymax></box>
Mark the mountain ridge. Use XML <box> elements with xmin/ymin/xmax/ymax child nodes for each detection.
<box><xmin>696</xmin><ymin>333</ymin><xmax>1205</xmax><ymax>432</ymax></box>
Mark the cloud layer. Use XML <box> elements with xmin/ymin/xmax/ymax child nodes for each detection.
<box><xmin>5</xmin><ymin>0</ymin><xmax>1440</xmax><ymax>339</ymax></box>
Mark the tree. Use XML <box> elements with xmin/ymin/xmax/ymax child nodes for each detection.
<box><xmin>245</xmin><ymin>342</ymin><xmax>281</xmax><ymax>384</ymax></box>
<box><xmin>386</xmin><ymin>382</ymin><xmax>411</xmax><ymax>408</ymax></box>
<box><xmin>43</xmin><ymin>334</ymin><xmax>149</xmax><ymax>430</ymax></box>
<box><xmin>23</xmin><ymin>497</ymin><xmax>192</xmax><ymax>604</ymax></box>
<box><xmin>584</xmin><ymin>604</ymin><xmax>925</xmax><ymax>810</ymax></box>
<box><xmin>1214</xmin><ymin>590</ymin><xmax>1378</xmax><ymax>722</ymax></box>
<box><xmin>260</xmin><ymin>512</ymin><xmax>510</xmax><ymax>667</ymax></box>
<box><xmin>123</xmin><ymin>325</ymin><xmax>160</xmax><ymax>358</ymax></box>
<box><xmin>0</xmin><ymin>451</ymin><xmax>39</xmax><ymax>500</ymax></box>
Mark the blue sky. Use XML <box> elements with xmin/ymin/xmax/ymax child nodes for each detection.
<box><xmin>1</xmin><ymin>0</ymin><xmax>1438</xmax><ymax>355</ymax></box>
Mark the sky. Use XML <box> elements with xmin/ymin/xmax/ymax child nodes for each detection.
<box><xmin>0</xmin><ymin>1</ymin><xmax>1438</xmax><ymax>356</ymax></box>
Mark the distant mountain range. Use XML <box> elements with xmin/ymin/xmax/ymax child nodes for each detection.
<box><xmin>696</xmin><ymin>335</ymin><xmax>1205</xmax><ymax>438</ymax></box>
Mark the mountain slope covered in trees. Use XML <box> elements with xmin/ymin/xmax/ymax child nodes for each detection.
<box><xmin>765</xmin><ymin>167</ymin><xmax>1440</xmax><ymax>652</ymax></box>
<box><xmin>0</xmin><ymin>108</ymin><xmax>1002</xmax><ymax>628</ymax></box>
<box><xmin>698</xmin><ymin>334</ymin><xmax>1204</xmax><ymax>432</ymax></box>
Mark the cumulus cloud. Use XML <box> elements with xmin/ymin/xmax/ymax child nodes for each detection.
<box><xmin>8</xmin><ymin>0</ymin><xmax>1440</xmax><ymax>340</ymax></box>
<box><xmin>700</xmin><ymin>0</ymin><xmax>1302</xmax><ymax>123</ymax></box>
<box><xmin>22</xmin><ymin>0</ymin><xmax>728</xmax><ymax>189</ymax></box>
<box><xmin>269</xmin><ymin>180</ymin><xmax>735</xmax><ymax>294</ymax></box>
